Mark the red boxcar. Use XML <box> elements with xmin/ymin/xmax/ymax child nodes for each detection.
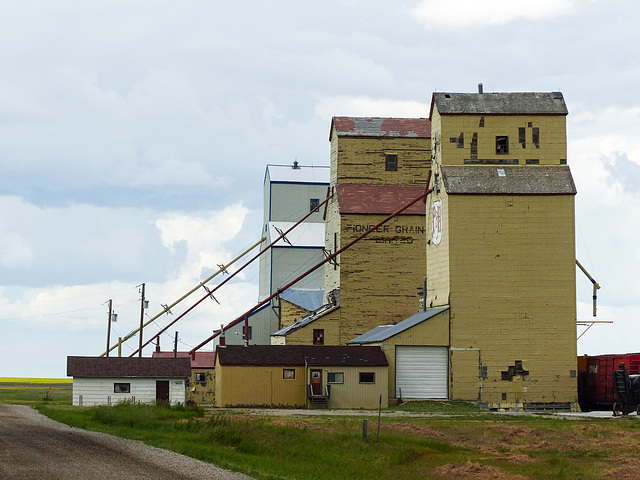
<box><xmin>578</xmin><ymin>353</ymin><xmax>640</xmax><ymax>411</ymax></box>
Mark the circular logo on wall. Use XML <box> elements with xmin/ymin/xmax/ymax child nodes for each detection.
<box><xmin>431</xmin><ymin>200</ymin><xmax>442</xmax><ymax>246</ymax></box>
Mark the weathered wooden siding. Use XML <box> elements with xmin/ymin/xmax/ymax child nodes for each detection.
<box><xmin>445</xmin><ymin>194</ymin><xmax>577</xmax><ymax>408</ymax></box>
<box><xmin>316</xmin><ymin>366</ymin><xmax>388</xmax><ymax>409</ymax></box>
<box><xmin>187</xmin><ymin>368</ymin><xmax>215</xmax><ymax>404</ymax></box>
<box><xmin>72</xmin><ymin>377</ymin><xmax>186</xmax><ymax>406</ymax></box>
<box><xmin>331</xmin><ymin>135</ymin><xmax>431</xmax><ymax>186</ymax></box>
<box><xmin>431</xmin><ymin>106</ymin><xmax>567</xmax><ymax>166</ymax></box>
<box><xmin>280</xmin><ymin>309</ymin><xmax>341</xmax><ymax>346</ymax></box>
<box><xmin>280</xmin><ymin>299</ymin><xmax>311</xmax><ymax>329</ymax></box>
<box><xmin>215</xmin><ymin>365</ymin><xmax>306</xmax><ymax>407</ymax></box>
<box><xmin>337</xmin><ymin>213</ymin><xmax>427</xmax><ymax>343</ymax></box>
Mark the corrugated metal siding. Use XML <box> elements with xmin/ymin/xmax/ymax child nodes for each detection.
<box><xmin>269</xmin><ymin>183</ymin><xmax>328</xmax><ymax>223</ymax></box>
<box><xmin>271</xmin><ymin>247</ymin><xmax>325</xmax><ymax>292</ymax></box>
<box><xmin>396</xmin><ymin>346</ymin><xmax>448</xmax><ymax>399</ymax></box>
<box><xmin>266</xmin><ymin>165</ymin><xmax>330</xmax><ymax>184</ymax></box>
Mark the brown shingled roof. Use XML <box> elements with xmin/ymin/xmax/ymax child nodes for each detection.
<box><xmin>216</xmin><ymin>345</ymin><xmax>388</xmax><ymax>367</ymax></box>
<box><xmin>67</xmin><ymin>356</ymin><xmax>191</xmax><ymax>378</ymax></box>
<box><xmin>441</xmin><ymin>165</ymin><xmax>577</xmax><ymax>195</ymax></box>
<box><xmin>330</xmin><ymin>117</ymin><xmax>430</xmax><ymax>141</ymax></box>
<box><xmin>337</xmin><ymin>184</ymin><xmax>427</xmax><ymax>215</ymax></box>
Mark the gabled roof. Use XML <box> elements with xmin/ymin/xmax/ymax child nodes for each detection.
<box><xmin>330</xmin><ymin>117</ymin><xmax>430</xmax><ymax>141</ymax></box>
<box><xmin>441</xmin><ymin>166</ymin><xmax>577</xmax><ymax>195</ymax></box>
<box><xmin>67</xmin><ymin>356</ymin><xmax>191</xmax><ymax>378</ymax></box>
<box><xmin>348</xmin><ymin>307</ymin><xmax>450</xmax><ymax>344</ymax></box>
<box><xmin>279</xmin><ymin>288</ymin><xmax>325</xmax><ymax>312</ymax></box>
<box><xmin>268</xmin><ymin>221</ymin><xmax>325</xmax><ymax>247</ymax></box>
<box><xmin>430</xmin><ymin>92</ymin><xmax>568</xmax><ymax>119</ymax></box>
<box><xmin>265</xmin><ymin>164</ymin><xmax>330</xmax><ymax>184</ymax></box>
<box><xmin>337</xmin><ymin>184</ymin><xmax>427</xmax><ymax>215</ymax></box>
<box><xmin>152</xmin><ymin>351</ymin><xmax>217</xmax><ymax>369</ymax></box>
<box><xmin>216</xmin><ymin>345</ymin><xmax>388</xmax><ymax>367</ymax></box>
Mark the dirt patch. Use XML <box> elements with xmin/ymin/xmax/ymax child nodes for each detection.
<box><xmin>601</xmin><ymin>454</ymin><xmax>640</xmax><ymax>480</ymax></box>
<box><xmin>433</xmin><ymin>461</ymin><xmax>529</xmax><ymax>480</ymax></box>
<box><xmin>382</xmin><ymin>422</ymin><xmax>453</xmax><ymax>440</ymax></box>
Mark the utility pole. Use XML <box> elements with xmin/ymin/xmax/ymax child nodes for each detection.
<box><xmin>138</xmin><ymin>283</ymin><xmax>146</xmax><ymax>357</ymax></box>
<box><xmin>106</xmin><ymin>299</ymin><xmax>113</xmax><ymax>357</ymax></box>
<box><xmin>174</xmin><ymin>332</ymin><xmax>178</xmax><ymax>358</ymax></box>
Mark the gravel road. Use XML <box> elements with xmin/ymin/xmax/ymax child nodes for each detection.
<box><xmin>0</xmin><ymin>404</ymin><xmax>254</xmax><ymax>480</ymax></box>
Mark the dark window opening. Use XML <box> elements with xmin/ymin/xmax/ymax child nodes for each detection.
<box><xmin>560</xmin><ymin>159</ymin><xmax>567</xmax><ymax>165</ymax></box>
<box><xmin>532</xmin><ymin>127</ymin><xmax>540</xmax><ymax>148</ymax></box>
<box><xmin>313</xmin><ymin>329</ymin><xmax>324</xmax><ymax>345</ymax></box>
<box><xmin>519</xmin><ymin>127</ymin><xmax>526</xmax><ymax>148</ymax></box>
<box><xmin>283</xmin><ymin>369</ymin><xmax>295</xmax><ymax>380</ymax></box>
<box><xmin>526</xmin><ymin>159</ymin><xmax>540</xmax><ymax>165</ymax></box>
<box><xmin>496</xmin><ymin>136</ymin><xmax>509</xmax><ymax>154</ymax></box>
<box><xmin>242</xmin><ymin>325</ymin><xmax>252</xmax><ymax>340</ymax></box>
<box><xmin>359</xmin><ymin>372</ymin><xmax>375</xmax><ymax>384</ymax></box>
<box><xmin>196</xmin><ymin>373</ymin><xmax>206</xmax><ymax>384</ymax></box>
<box><xmin>114</xmin><ymin>383</ymin><xmax>130</xmax><ymax>393</ymax></box>
<box><xmin>385</xmin><ymin>154</ymin><xmax>398</xmax><ymax>171</ymax></box>
<box><xmin>479</xmin><ymin>117</ymin><xmax>485</xmax><ymax>127</ymax></box>
<box><xmin>501</xmin><ymin>360</ymin><xmax>529</xmax><ymax>381</ymax></box>
<box><xmin>528</xmin><ymin>122</ymin><xmax>533</xmax><ymax>128</ymax></box>
<box><xmin>470</xmin><ymin>132</ymin><xmax>478</xmax><ymax>160</ymax></box>
<box><xmin>310</xmin><ymin>198</ymin><xmax>320</xmax><ymax>212</ymax></box>
<box><xmin>502</xmin><ymin>393</ymin><xmax>507</xmax><ymax>401</ymax></box>
<box><xmin>457</xmin><ymin>132</ymin><xmax>464</xmax><ymax>148</ymax></box>
<box><xmin>328</xmin><ymin>372</ymin><xmax>344</xmax><ymax>384</ymax></box>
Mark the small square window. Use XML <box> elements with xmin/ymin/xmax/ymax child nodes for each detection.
<box><xmin>496</xmin><ymin>136</ymin><xmax>509</xmax><ymax>154</ymax></box>
<box><xmin>560</xmin><ymin>159</ymin><xmax>567</xmax><ymax>165</ymax></box>
<box><xmin>385</xmin><ymin>154</ymin><xmax>397</xmax><ymax>171</ymax></box>
<box><xmin>310</xmin><ymin>198</ymin><xmax>320</xmax><ymax>212</ymax></box>
<box><xmin>328</xmin><ymin>372</ymin><xmax>344</xmax><ymax>384</ymax></box>
<box><xmin>359</xmin><ymin>372</ymin><xmax>375</xmax><ymax>384</ymax></box>
<box><xmin>313</xmin><ymin>329</ymin><xmax>324</xmax><ymax>345</ymax></box>
<box><xmin>283</xmin><ymin>369</ymin><xmax>295</xmax><ymax>380</ymax></box>
<box><xmin>196</xmin><ymin>373</ymin><xmax>206</xmax><ymax>383</ymax></box>
<box><xmin>114</xmin><ymin>383</ymin><xmax>130</xmax><ymax>393</ymax></box>
<box><xmin>242</xmin><ymin>326</ymin><xmax>252</xmax><ymax>340</ymax></box>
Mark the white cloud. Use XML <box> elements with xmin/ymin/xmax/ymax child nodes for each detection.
<box><xmin>409</xmin><ymin>0</ymin><xmax>579</xmax><ymax>29</ymax></box>
<box><xmin>315</xmin><ymin>96</ymin><xmax>429</xmax><ymax>119</ymax></box>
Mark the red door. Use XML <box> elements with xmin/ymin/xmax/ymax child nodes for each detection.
<box><xmin>311</xmin><ymin>370</ymin><xmax>322</xmax><ymax>396</ymax></box>
<box><xmin>156</xmin><ymin>381</ymin><xmax>170</xmax><ymax>403</ymax></box>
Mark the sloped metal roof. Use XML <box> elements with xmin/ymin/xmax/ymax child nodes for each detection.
<box><xmin>279</xmin><ymin>288</ymin><xmax>325</xmax><ymax>312</ymax></box>
<box><xmin>268</xmin><ymin>221</ymin><xmax>325</xmax><ymax>247</ymax></box>
<box><xmin>67</xmin><ymin>356</ymin><xmax>191</xmax><ymax>378</ymax></box>
<box><xmin>330</xmin><ymin>117</ymin><xmax>430</xmax><ymax>140</ymax></box>
<box><xmin>271</xmin><ymin>304</ymin><xmax>339</xmax><ymax>336</ymax></box>
<box><xmin>348</xmin><ymin>307</ymin><xmax>450</xmax><ymax>344</ymax></box>
<box><xmin>441</xmin><ymin>166</ymin><xmax>577</xmax><ymax>195</ymax></box>
<box><xmin>431</xmin><ymin>92</ymin><xmax>568</xmax><ymax>117</ymax></box>
<box><xmin>266</xmin><ymin>164</ymin><xmax>330</xmax><ymax>184</ymax></box>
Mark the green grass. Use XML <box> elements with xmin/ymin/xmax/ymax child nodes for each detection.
<box><xmin>0</xmin><ymin>381</ymin><xmax>71</xmax><ymax>405</ymax></box>
<box><xmin>4</xmin><ymin>381</ymin><xmax>640</xmax><ymax>479</ymax></box>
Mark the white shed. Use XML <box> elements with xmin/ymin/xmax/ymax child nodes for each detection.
<box><xmin>67</xmin><ymin>356</ymin><xmax>191</xmax><ymax>407</ymax></box>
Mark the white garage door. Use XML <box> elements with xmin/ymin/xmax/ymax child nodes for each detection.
<box><xmin>396</xmin><ymin>346</ymin><xmax>448</xmax><ymax>399</ymax></box>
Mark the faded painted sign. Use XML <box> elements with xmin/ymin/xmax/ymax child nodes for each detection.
<box><xmin>431</xmin><ymin>200</ymin><xmax>442</xmax><ymax>246</ymax></box>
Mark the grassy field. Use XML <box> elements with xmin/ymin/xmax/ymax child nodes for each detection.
<box><xmin>4</xmin><ymin>381</ymin><xmax>640</xmax><ymax>479</ymax></box>
<box><xmin>0</xmin><ymin>377</ymin><xmax>72</xmax><ymax>405</ymax></box>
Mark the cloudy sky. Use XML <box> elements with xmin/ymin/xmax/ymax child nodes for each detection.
<box><xmin>1</xmin><ymin>0</ymin><xmax>639</xmax><ymax>378</ymax></box>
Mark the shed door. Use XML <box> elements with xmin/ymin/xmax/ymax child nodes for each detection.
<box><xmin>156</xmin><ymin>381</ymin><xmax>170</xmax><ymax>403</ymax></box>
<box><xmin>396</xmin><ymin>346</ymin><xmax>448</xmax><ymax>399</ymax></box>
<box><xmin>311</xmin><ymin>370</ymin><xmax>322</xmax><ymax>396</ymax></box>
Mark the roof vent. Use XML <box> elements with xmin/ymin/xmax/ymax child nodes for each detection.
<box><xmin>552</xmin><ymin>92</ymin><xmax>563</xmax><ymax>100</ymax></box>
<box><xmin>497</xmin><ymin>168</ymin><xmax>506</xmax><ymax>177</ymax></box>
<box><xmin>292</xmin><ymin>159</ymin><xmax>300</xmax><ymax>169</ymax></box>
<box><xmin>478</xmin><ymin>83</ymin><xmax>484</xmax><ymax>94</ymax></box>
